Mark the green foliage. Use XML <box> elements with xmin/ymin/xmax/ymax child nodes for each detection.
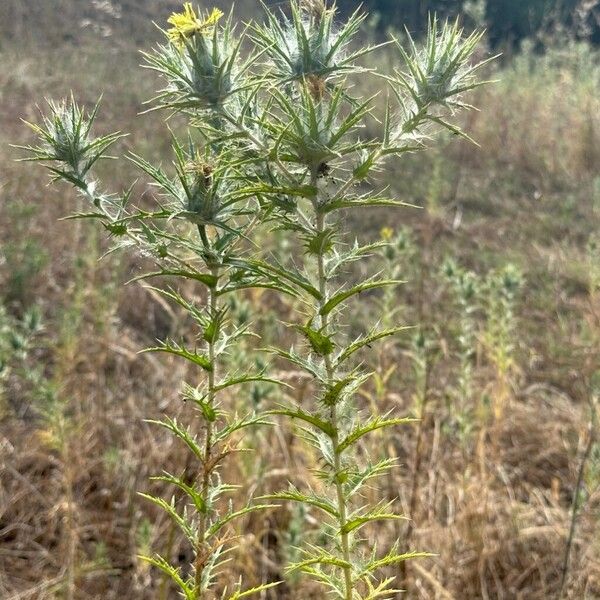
<box><xmin>252</xmin><ymin>1</ymin><xmax>375</xmax><ymax>82</ymax></box>
<box><xmin>20</xmin><ymin>12</ymin><xmax>276</xmax><ymax>596</ymax></box>
<box><xmin>442</xmin><ymin>257</ymin><xmax>480</xmax><ymax>438</ymax></box>
<box><xmin>20</xmin><ymin>2</ymin><xmax>492</xmax><ymax>597</ymax></box>
<box><xmin>243</xmin><ymin>3</ymin><xmax>491</xmax><ymax>598</ymax></box>
<box><xmin>18</xmin><ymin>97</ymin><xmax>124</xmax><ymax>197</ymax></box>
<box><xmin>144</xmin><ymin>8</ymin><xmax>252</xmax><ymax>113</ymax></box>
<box><xmin>0</xmin><ymin>304</ymin><xmax>42</xmax><ymax>412</ymax></box>
<box><xmin>378</xmin><ymin>226</ymin><xmax>417</xmax><ymax>330</ymax></box>
<box><xmin>1</xmin><ymin>201</ymin><xmax>48</xmax><ymax>307</ymax></box>
<box><xmin>442</xmin><ymin>259</ymin><xmax>524</xmax><ymax>433</ymax></box>
<box><xmin>395</xmin><ymin>17</ymin><xmax>490</xmax><ymax>114</ymax></box>
<box><xmin>484</xmin><ymin>263</ymin><xmax>523</xmax><ymax>376</ymax></box>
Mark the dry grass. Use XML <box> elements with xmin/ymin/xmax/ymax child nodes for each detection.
<box><xmin>1</xmin><ymin>12</ymin><xmax>600</xmax><ymax>600</ymax></box>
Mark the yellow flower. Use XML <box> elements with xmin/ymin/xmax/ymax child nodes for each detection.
<box><xmin>167</xmin><ymin>3</ymin><xmax>224</xmax><ymax>44</ymax></box>
<box><xmin>380</xmin><ymin>227</ymin><xmax>394</xmax><ymax>241</ymax></box>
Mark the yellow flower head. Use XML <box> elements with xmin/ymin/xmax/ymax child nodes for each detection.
<box><xmin>167</xmin><ymin>3</ymin><xmax>224</xmax><ymax>44</ymax></box>
<box><xmin>380</xmin><ymin>227</ymin><xmax>394</xmax><ymax>241</ymax></box>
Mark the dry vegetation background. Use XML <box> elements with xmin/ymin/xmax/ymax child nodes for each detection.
<box><xmin>1</xmin><ymin>1</ymin><xmax>600</xmax><ymax>599</ymax></box>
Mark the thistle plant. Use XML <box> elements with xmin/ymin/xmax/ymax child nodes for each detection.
<box><xmin>243</xmin><ymin>3</ymin><xmax>491</xmax><ymax>597</ymax></box>
<box><xmin>19</xmin><ymin>2</ymin><xmax>493</xmax><ymax>597</ymax></box>
<box><xmin>18</xmin><ymin>6</ymin><xmax>283</xmax><ymax>598</ymax></box>
<box><xmin>483</xmin><ymin>264</ymin><xmax>523</xmax><ymax>423</ymax></box>
<box><xmin>361</xmin><ymin>227</ymin><xmax>416</xmax><ymax>410</ymax></box>
<box><xmin>401</xmin><ymin>328</ymin><xmax>438</xmax><ymax>586</ymax></box>
<box><xmin>251</xmin><ymin>0</ymin><xmax>377</xmax><ymax>84</ymax></box>
<box><xmin>379</xmin><ymin>226</ymin><xmax>417</xmax><ymax>331</ymax></box>
<box><xmin>442</xmin><ymin>257</ymin><xmax>480</xmax><ymax>439</ymax></box>
<box><xmin>38</xmin><ymin>384</ymin><xmax>80</xmax><ymax>600</ymax></box>
<box><xmin>0</xmin><ymin>304</ymin><xmax>41</xmax><ymax>414</ymax></box>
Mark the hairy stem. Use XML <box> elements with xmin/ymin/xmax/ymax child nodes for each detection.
<box><xmin>315</xmin><ymin>208</ymin><xmax>353</xmax><ymax>600</ymax></box>
<box><xmin>194</xmin><ymin>264</ymin><xmax>219</xmax><ymax>598</ymax></box>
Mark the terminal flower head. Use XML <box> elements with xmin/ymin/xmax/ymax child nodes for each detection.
<box><xmin>167</xmin><ymin>3</ymin><xmax>223</xmax><ymax>44</ymax></box>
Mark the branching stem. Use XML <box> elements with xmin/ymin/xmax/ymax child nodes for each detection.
<box><xmin>315</xmin><ymin>207</ymin><xmax>353</xmax><ymax>600</ymax></box>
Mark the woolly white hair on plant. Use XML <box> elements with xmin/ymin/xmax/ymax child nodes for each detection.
<box><xmin>20</xmin><ymin>2</ymin><xmax>494</xmax><ymax>598</ymax></box>
<box><xmin>248</xmin><ymin>3</ymin><xmax>494</xmax><ymax>599</ymax></box>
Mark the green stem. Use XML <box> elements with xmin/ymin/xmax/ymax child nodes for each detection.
<box><xmin>315</xmin><ymin>209</ymin><xmax>353</xmax><ymax>600</ymax></box>
<box><xmin>194</xmin><ymin>266</ymin><xmax>219</xmax><ymax>599</ymax></box>
<box><xmin>198</xmin><ymin>224</ymin><xmax>211</xmax><ymax>249</ymax></box>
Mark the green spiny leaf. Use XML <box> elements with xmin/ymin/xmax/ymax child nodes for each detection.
<box><xmin>297</xmin><ymin>324</ymin><xmax>335</xmax><ymax>356</ymax></box>
<box><xmin>139</xmin><ymin>554</ymin><xmax>194</xmax><ymax>600</ymax></box>
<box><xmin>341</xmin><ymin>510</ymin><xmax>406</xmax><ymax>535</ymax></box>
<box><xmin>261</xmin><ymin>486</ymin><xmax>338</xmax><ymax>518</ymax></box>
<box><xmin>226</xmin><ymin>581</ymin><xmax>282</xmax><ymax>599</ymax></box>
<box><xmin>214</xmin><ymin>413</ymin><xmax>272</xmax><ymax>443</ymax></box>
<box><xmin>146</xmin><ymin>417</ymin><xmax>205</xmax><ymax>460</ymax></box>
<box><xmin>338</xmin><ymin>416</ymin><xmax>417</xmax><ymax>454</ymax></box>
<box><xmin>138</xmin><ymin>493</ymin><xmax>195</xmax><ymax>543</ymax></box>
<box><xmin>320</xmin><ymin>280</ymin><xmax>403</xmax><ymax>316</ymax></box>
<box><xmin>335</xmin><ymin>326</ymin><xmax>413</xmax><ymax>366</ymax></box>
<box><xmin>151</xmin><ymin>472</ymin><xmax>207</xmax><ymax>514</ymax></box>
<box><xmin>286</xmin><ymin>552</ymin><xmax>352</xmax><ymax>574</ymax></box>
<box><xmin>270</xmin><ymin>406</ymin><xmax>336</xmax><ymax>437</ymax></box>
<box><xmin>141</xmin><ymin>340</ymin><xmax>212</xmax><ymax>371</ymax></box>
<box><xmin>357</xmin><ymin>550</ymin><xmax>433</xmax><ymax>579</ymax></box>
<box><xmin>182</xmin><ymin>384</ymin><xmax>217</xmax><ymax>422</ymax></box>
<box><xmin>321</xmin><ymin>372</ymin><xmax>371</xmax><ymax>407</ymax></box>
<box><xmin>207</xmin><ymin>504</ymin><xmax>277</xmax><ymax>540</ymax></box>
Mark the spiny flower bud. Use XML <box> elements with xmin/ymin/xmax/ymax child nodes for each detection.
<box><xmin>182</xmin><ymin>158</ymin><xmax>220</xmax><ymax>222</ymax></box>
<box><xmin>145</xmin><ymin>7</ymin><xmax>242</xmax><ymax>112</ymax></box>
<box><xmin>19</xmin><ymin>97</ymin><xmax>123</xmax><ymax>183</ymax></box>
<box><xmin>253</xmin><ymin>1</ymin><xmax>367</xmax><ymax>83</ymax></box>
<box><xmin>395</xmin><ymin>18</ymin><xmax>490</xmax><ymax>112</ymax></box>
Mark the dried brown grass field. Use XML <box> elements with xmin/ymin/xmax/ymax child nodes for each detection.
<box><xmin>1</xmin><ymin>3</ymin><xmax>600</xmax><ymax>599</ymax></box>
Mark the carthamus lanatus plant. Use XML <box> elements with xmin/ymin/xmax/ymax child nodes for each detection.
<box><xmin>20</xmin><ymin>1</ymin><xmax>493</xmax><ymax>597</ymax></box>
